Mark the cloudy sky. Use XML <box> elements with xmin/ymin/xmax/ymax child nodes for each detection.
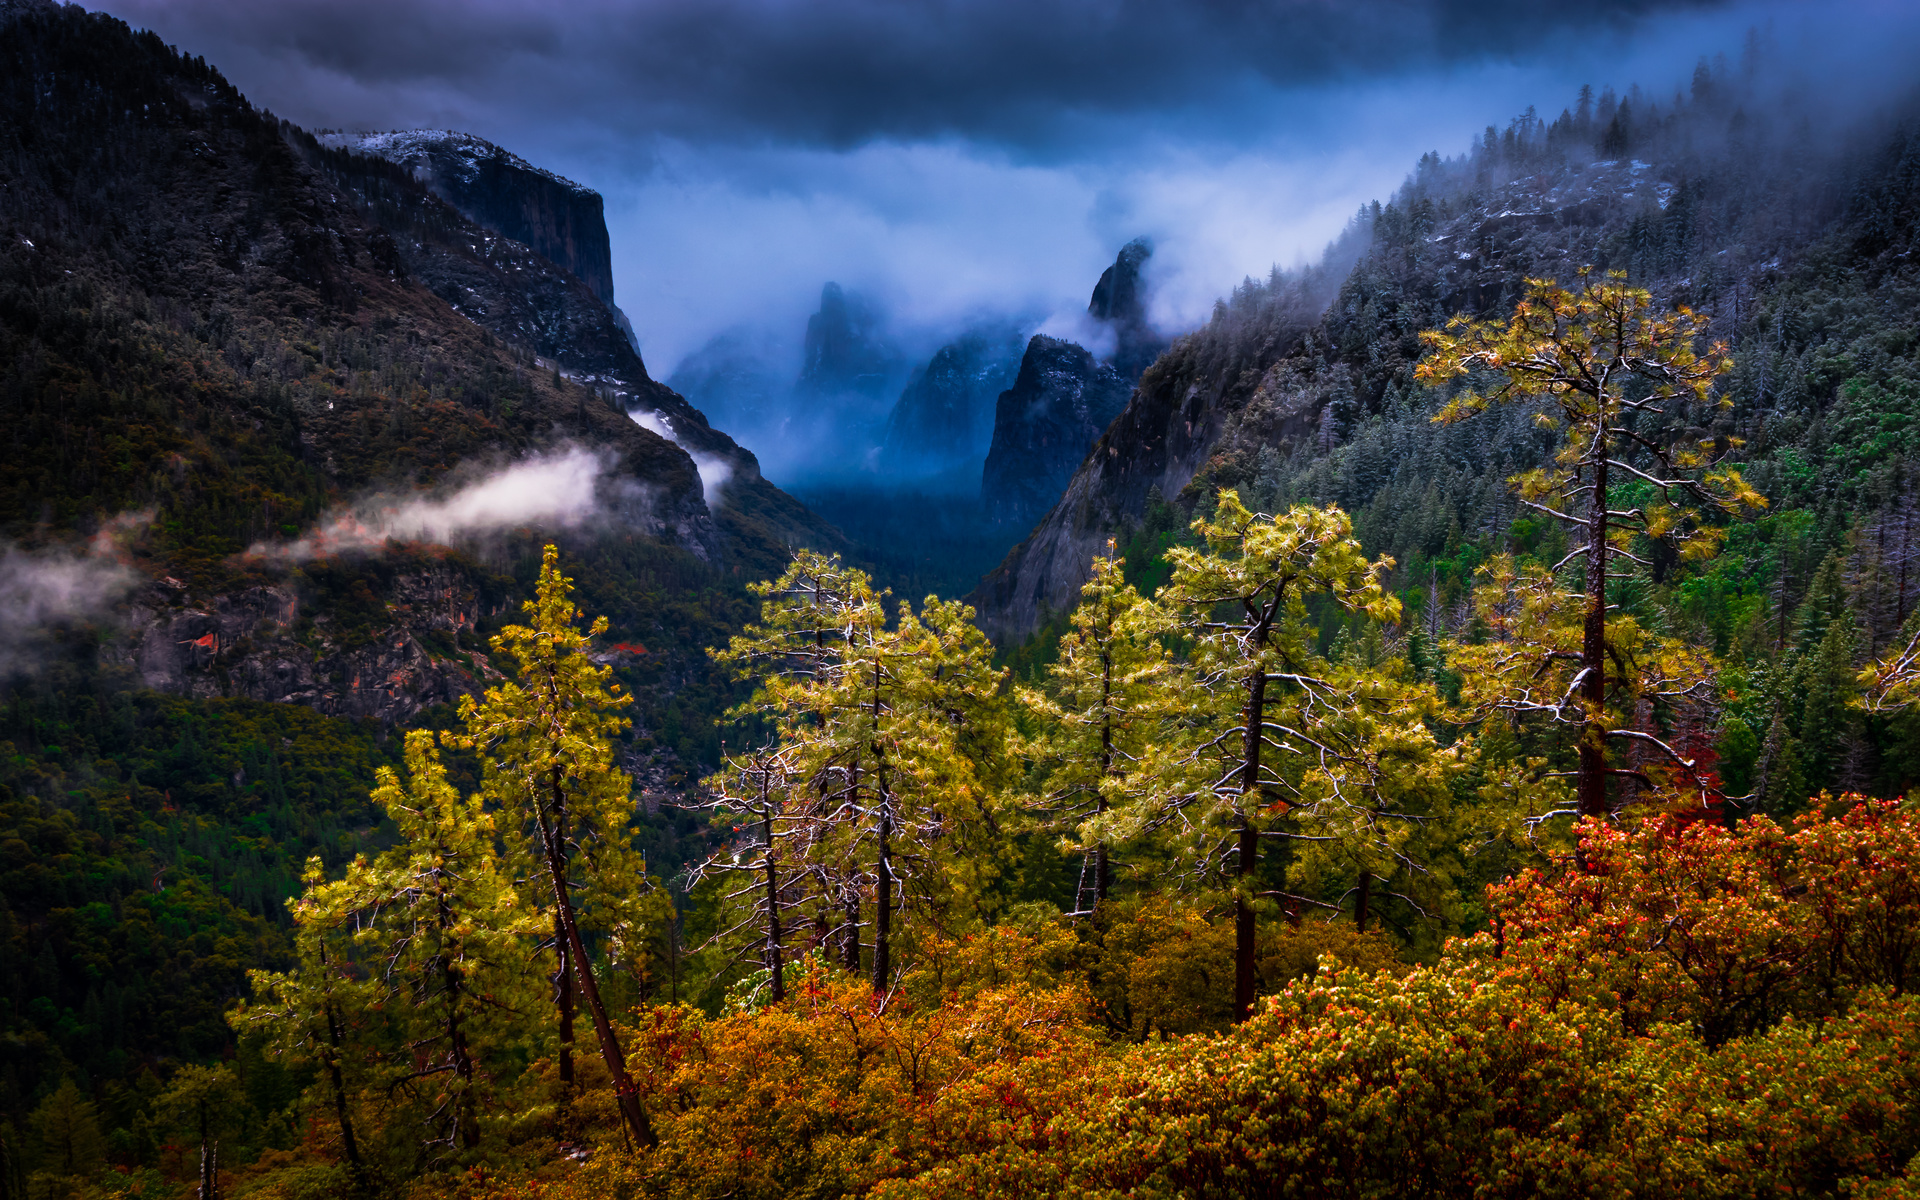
<box><xmin>100</xmin><ymin>0</ymin><xmax>1920</xmax><ymax>374</ymax></box>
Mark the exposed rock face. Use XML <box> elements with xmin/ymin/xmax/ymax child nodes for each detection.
<box><xmin>879</xmin><ymin>324</ymin><xmax>1026</xmax><ymax>483</ymax></box>
<box><xmin>967</xmin><ymin>160</ymin><xmax>1753</xmax><ymax>644</ymax></box>
<box><xmin>969</xmin><ymin>342</ymin><xmax>1271</xmax><ymax>639</ymax></box>
<box><xmin>979</xmin><ymin>336</ymin><xmax>1131</xmax><ymax>528</ymax></box>
<box><xmin>1089</xmin><ymin>237</ymin><xmax>1168</xmax><ymax>382</ymax></box>
<box><xmin>330</xmin><ymin>130</ymin><xmax>619</xmax><ymax>313</ymax></box>
<box><xmin>796</xmin><ymin>283</ymin><xmax>902</xmax><ymax>406</ymax></box>
<box><xmin>112</xmin><ymin>563</ymin><xmax>505</xmax><ymax>726</ymax></box>
<box><xmin>296</xmin><ymin>132</ymin><xmax>839</xmax><ymax>573</ymax></box>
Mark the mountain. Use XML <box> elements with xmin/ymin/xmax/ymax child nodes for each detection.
<box><xmin>972</xmin><ymin>83</ymin><xmax>1920</xmax><ymax>644</ymax></box>
<box><xmin>878</xmin><ymin>322</ymin><xmax>1027</xmax><ymax>485</ymax></box>
<box><xmin>321</xmin><ymin>128</ymin><xmax>625</xmax><ymax>329</ymax></box>
<box><xmin>796</xmin><ymin>281</ymin><xmax>904</xmax><ymax>409</ymax></box>
<box><xmin>667</xmin><ymin>324</ymin><xmax>791</xmax><ymax>436</ymax></box>
<box><xmin>0</xmin><ymin>0</ymin><xmax>838</xmax><ymax>725</ymax></box>
<box><xmin>979</xmin><ymin>335</ymin><xmax>1132</xmax><ymax>527</ymax></box>
<box><xmin>1089</xmin><ymin>236</ymin><xmax>1169</xmax><ymax>382</ymax></box>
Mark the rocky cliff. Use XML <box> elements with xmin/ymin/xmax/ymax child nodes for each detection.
<box><xmin>796</xmin><ymin>282</ymin><xmax>904</xmax><ymax>407</ymax></box>
<box><xmin>978</xmin><ymin>335</ymin><xmax>1132</xmax><ymax>528</ymax></box>
<box><xmin>879</xmin><ymin>322</ymin><xmax>1026</xmax><ymax>484</ymax></box>
<box><xmin>328</xmin><ymin>129</ymin><xmax>620</xmax><ymax>316</ymax></box>
<box><xmin>968</xmin><ymin>106</ymin><xmax>1865</xmax><ymax>642</ymax></box>
<box><xmin>1089</xmin><ymin>236</ymin><xmax>1168</xmax><ymax>382</ymax></box>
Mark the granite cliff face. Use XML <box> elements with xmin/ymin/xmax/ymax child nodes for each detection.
<box><xmin>879</xmin><ymin>323</ymin><xmax>1026</xmax><ymax>484</ymax></box>
<box><xmin>796</xmin><ymin>282</ymin><xmax>904</xmax><ymax>408</ymax></box>
<box><xmin>329</xmin><ymin>130</ymin><xmax>619</xmax><ymax>315</ymax></box>
<box><xmin>1089</xmin><ymin>237</ymin><xmax>1169</xmax><ymax>382</ymax></box>
<box><xmin>969</xmin><ymin>122</ymin><xmax>1856</xmax><ymax>642</ymax></box>
<box><xmin>979</xmin><ymin>335</ymin><xmax>1131</xmax><ymax>527</ymax></box>
<box><xmin>109</xmin><ymin>559</ymin><xmax>511</xmax><ymax>725</ymax></box>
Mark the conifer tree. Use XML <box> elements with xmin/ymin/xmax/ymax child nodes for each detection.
<box><xmin>1417</xmin><ymin>270</ymin><xmax>1760</xmax><ymax>818</ymax></box>
<box><xmin>1017</xmin><ymin>546</ymin><xmax>1179</xmax><ymax>912</ymax></box>
<box><xmin>157</xmin><ymin>1065</ymin><xmax>237</xmax><ymax>1200</ymax></box>
<box><xmin>692</xmin><ymin>743</ymin><xmax>807</xmax><ymax>1004</ymax></box>
<box><xmin>714</xmin><ymin>551</ymin><xmax>1006</xmax><ymax>992</ymax></box>
<box><xmin>1862</xmin><ymin>620</ymin><xmax>1920</xmax><ymax>714</ymax></box>
<box><xmin>453</xmin><ymin>545</ymin><xmax>657</xmax><ymax>1150</ymax></box>
<box><xmin>1105</xmin><ymin>494</ymin><xmax>1463</xmax><ymax>1022</ymax></box>
<box><xmin>322</xmin><ymin>731</ymin><xmax>532</xmax><ymax>1154</ymax></box>
<box><xmin>233</xmin><ymin>864</ymin><xmax>369</xmax><ymax>1186</ymax></box>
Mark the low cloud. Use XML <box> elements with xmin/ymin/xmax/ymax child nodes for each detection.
<box><xmin>629</xmin><ymin>410</ymin><xmax>733</xmax><ymax>508</ymax></box>
<box><xmin>0</xmin><ymin>512</ymin><xmax>153</xmax><ymax>671</ymax></box>
<box><xmin>247</xmin><ymin>446</ymin><xmax>612</xmax><ymax>562</ymax></box>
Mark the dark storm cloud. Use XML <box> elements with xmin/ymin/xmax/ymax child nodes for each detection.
<box><xmin>109</xmin><ymin>0</ymin><xmax>1725</xmax><ymax>148</ymax></box>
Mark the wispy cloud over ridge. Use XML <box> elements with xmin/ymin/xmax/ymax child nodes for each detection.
<box><xmin>0</xmin><ymin>512</ymin><xmax>152</xmax><ymax>671</ymax></box>
<box><xmin>247</xmin><ymin>446</ymin><xmax>612</xmax><ymax>562</ymax></box>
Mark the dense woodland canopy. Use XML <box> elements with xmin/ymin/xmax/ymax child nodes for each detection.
<box><xmin>4</xmin><ymin>7</ymin><xmax>1920</xmax><ymax>1200</ymax></box>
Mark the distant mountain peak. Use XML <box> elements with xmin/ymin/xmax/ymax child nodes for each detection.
<box><xmin>1088</xmin><ymin>236</ymin><xmax>1167</xmax><ymax>383</ymax></box>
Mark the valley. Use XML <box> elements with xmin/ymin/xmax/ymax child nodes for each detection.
<box><xmin>3</xmin><ymin>1</ymin><xmax>1920</xmax><ymax>1196</ymax></box>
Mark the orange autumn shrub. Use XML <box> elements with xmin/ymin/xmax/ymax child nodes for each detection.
<box><xmin>553</xmin><ymin>932</ymin><xmax>1099</xmax><ymax>1200</ymax></box>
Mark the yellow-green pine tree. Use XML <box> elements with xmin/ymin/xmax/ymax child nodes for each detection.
<box><xmin>1018</xmin><ymin>546</ymin><xmax>1180</xmax><ymax>911</ymax></box>
<box><xmin>1135</xmin><ymin>494</ymin><xmax>1410</xmax><ymax>1021</ymax></box>
<box><xmin>1417</xmin><ymin>270</ymin><xmax>1758</xmax><ymax>817</ymax></box>
<box><xmin>452</xmin><ymin>545</ymin><xmax>657</xmax><ymax>1150</ymax></box>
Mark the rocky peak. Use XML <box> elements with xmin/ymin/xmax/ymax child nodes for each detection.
<box><xmin>878</xmin><ymin>322</ymin><xmax>1027</xmax><ymax>484</ymax></box>
<box><xmin>1089</xmin><ymin>237</ymin><xmax>1169</xmax><ymax>383</ymax></box>
<box><xmin>797</xmin><ymin>282</ymin><xmax>899</xmax><ymax>403</ymax></box>
<box><xmin>979</xmin><ymin>335</ymin><xmax>1131</xmax><ymax>528</ymax></box>
<box><xmin>324</xmin><ymin>129</ymin><xmax>620</xmax><ymax>315</ymax></box>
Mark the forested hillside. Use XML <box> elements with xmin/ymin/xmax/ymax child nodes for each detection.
<box><xmin>0</xmin><ymin>0</ymin><xmax>826</xmax><ymax>1157</ymax></box>
<box><xmin>6</xmin><ymin>6</ymin><xmax>1920</xmax><ymax>1199</ymax></box>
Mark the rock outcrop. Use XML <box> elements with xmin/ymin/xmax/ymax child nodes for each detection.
<box><xmin>112</xmin><ymin>562</ymin><xmax>504</xmax><ymax>726</ymax></box>
<box><xmin>0</xmin><ymin>3</ymin><xmax>842</xmax><ymax>724</ymax></box>
<box><xmin>796</xmin><ymin>282</ymin><xmax>903</xmax><ymax>407</ymax></box>
<box><xmin>329</xmin><ymin>130</ymin><xmax>619</xmax><ymax>314</ymax></box>
<box><xmin>1089</xmin><ymin>237</ymin><xmax>1168</xmax><ymax>382</ymax></box>
<box><xmin>879</xmin><ymin>323</ymin><xmax>1026</xmax><ymax>483</ymax></box>
<box><xmin>979</xmin><ymin>336</ymin><xmax>1132</xmax><ymax>528</ymax></box>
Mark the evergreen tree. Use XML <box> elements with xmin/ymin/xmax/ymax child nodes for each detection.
<box><xmin>233</xmin><ymin>862</ymin><xmax>369</xmax><ymax>1187</ymax></box>
<box><xmin>322</xmin><ymin>732</ymin><xmax>535</xmax><ymax>1155</ymax></box>
<box><xmin>452</xmin><ymin>545</ymin><xmax>658</xmax><ymax>1150</ymax></box>
<box><xmin>28</xmin><ymin>1081</ymin><xmax>103</xmax><ymax>1182</ymax></box>
<box><xmin>1105</xmin><ymin>494</ymin><xmax>1463</xmax><ymax>1022</ymax></box>
<box><xmin>157</xmin><ymin>1065</ymin><xmax>237</xmax><ymax>1200</ymax></box>
<box><xmin>713</xmin><ymin>551</ymin><xmax>1007</xmax><ymax>992</ymax></box>
<box><xmin>1017</xmin><ymin>546</ymin><xmax>1180</xmax><ymax>913</ymax></box>
<box><xmin>1418</xmin><ymin>270</ymin><xmax>1761</xmax><ymax>819</ymax></box>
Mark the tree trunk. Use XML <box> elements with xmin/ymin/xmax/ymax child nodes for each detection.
<box><xmin>553</xmin><ymin>910</ymin><xmax>574</xmax><ymax>1085</ymax></box>
<box><xmin>841</xmin><ymin>893</ymin><xmax>861</xmax><ymax>971</ymax></box>
<box><xmin>317</xmin><ymin>948</ymin><xmax>364</xmax><ymax>1179</ymax></box>
<box><xmin>1097</xmin><ymin>644</ymin><xmax>1113</xmax><ymax>906</ymax></box>
<box><xmin>198</xmin><ymin>1135</ymin><xmax>218</xmax><ymax>1200</ymax></box>
<box><xmin>439</xmin><ymin>893</ymin><xmax>480</xmax><ymax>1150</ymax></box>
<box><xmin>1235</xmin><ymin>667</ymin><xmax>1268</xmax><ymax>1024</ymax></box>
<box><xmin>872</xmin><ymin>793</ymin><xmax>893</xmax><ymax>992</ymax></box>
<box><xmin>762</xmin><ymin>807</ymin><xmax>785</xmax><ymax>1004</ymax></box>
<box><xmin>1578</xmin><ymin>455</ymin><xmax>1611</xmax><ymax>821</ymax></box>
<box><xmin>1355</xmin><ymin>870</ymin><xmax>1371</xmax><ymax>932</ymax></box>
<box><xmin>197</xmin><ymin>1102</ymin><xmax>217</xmax><ymax>1200</ymax></box>
<box><xmin>538</xmin><ymin>767</ymin><xmax>656</xmax><ymax>1150</ymax></box>
<box><xmin>868</xmin><ymin>663</ymin><xmax>893</xmax><ymax>993</ymax></box>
